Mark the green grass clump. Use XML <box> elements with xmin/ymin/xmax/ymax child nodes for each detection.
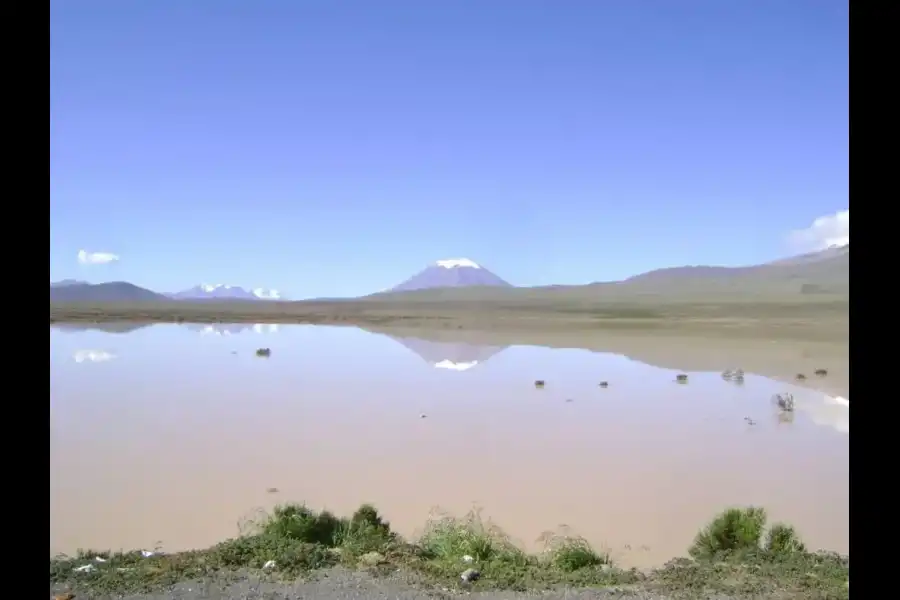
<box><xmin>252</xmin><ymin>502</ymin><xmax>395</xmax><ymax>560</ymax></box>
<box><xmin>418</xmin><ymin>509</ymin><xmax>525</xmax><ymax>564</ymax></box>
<box><xmin>411</xmin><ymin>509</ymin><xmax>629</xmax><ymax>590</ymax></box>
<box><xmin>689</xmin><ymin>506</ymin><xmax>768</xmax><ymax>558</ymax></box>
<box><xmin>765</xmin><ymin>522</ymin><xmax>807</xmax><ymax>554</ymax></box>
<box><xmin>543</xmin><ymin>535</ymin><xmax>609</xmax><ymax>572</ymax></box>
<box><xmin>689</xmin><ymin>507</ymin><xmax>808</xmax><ymax>560</ymax></box>
<box><xmin>256</xmin><ymin>503</ymin><xmax>344</xmax><ymax>546</ymax></box>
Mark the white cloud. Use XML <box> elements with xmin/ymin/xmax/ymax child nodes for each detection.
<box><xmin>78</xmin><ymin>249</ymin><xmax>119</xmax><ymax>265</ymax></box>
<box><xmin>787</xmin><ymin>209</ymin><xmax>849</xmax><ymax>252</ymax></box>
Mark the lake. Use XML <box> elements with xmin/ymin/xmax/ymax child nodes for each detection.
<box><xmin>49</xmin><ymin>323</ymin><xmax>849</xmax><ymax>567</ymax></box>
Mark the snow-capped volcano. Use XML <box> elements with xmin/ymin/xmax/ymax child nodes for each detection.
<box><xmin>389</xmin><ymin>258</ymin><xmax>512</xmax><ymax>292</ymax></box>
<box><xmin>170</xmin><ymin>284</ymin><xmax>283</xmax><ymax>301</ymax></box>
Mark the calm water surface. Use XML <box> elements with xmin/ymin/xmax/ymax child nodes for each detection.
<box><xmin>49</xmin><ymin>324</ymin><xmax>849</xmax><ymax>567</ymax></box>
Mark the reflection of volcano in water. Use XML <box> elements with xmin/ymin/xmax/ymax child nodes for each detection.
<box><xmin>390</xmin><ymin>336</ymin><xmax>508</xmax><ymax>371</ymax></box>
<box><xmin>186</xmin><ymin>324</ymin><xmax>280</xmax><ymax>336</ymax></box>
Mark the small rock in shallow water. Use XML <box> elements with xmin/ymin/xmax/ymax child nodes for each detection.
<box><xmin>461</xmin><ymin>568</ymin><xmax>481</xmax><ymax>582</ymax></box>
<box><xmin>599</xmin><ymin>381</ymin><xmax>609</xmax><ymax>388</ymax></box>
<box><xmin>266</xmin><ymin>487</ymin><xmax>279</xmax><ymax>494</ymax></box>
<box><xmin>721</xmin><ymin>369</ymin><xmax>745</xmax><ymax>382</ymax></box>
<box><xmin>773</xmin><ymin>393</ymin><xmax>795</xmax><ymax>412</ymax></box>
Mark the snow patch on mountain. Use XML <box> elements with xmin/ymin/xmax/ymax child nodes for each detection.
<box><xmin>252</xmin><ymin>287</ymin><xmax>281</xmax><ymax>300</ymax></box>
<box><xmin>171</xmin><ymin>284</ymin><xmax>283</xmax><ymax>300</ymax></box>
<box><xmin>435</xmin><ymin>258</ymin><xmax>481</xmax><ymax>269</ymax></box>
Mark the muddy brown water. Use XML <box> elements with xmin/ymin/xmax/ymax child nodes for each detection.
<box><xmin>50</xmin><ymin>324</ymin><xmax>848</xmax><ymax>568</ymax></box>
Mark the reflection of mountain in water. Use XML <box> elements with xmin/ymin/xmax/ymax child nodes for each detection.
<box><xmin>390</xmin><ymin>336</ymin><xmax>508</xmax><ymax>371</ymax></box>
<box><xmin>796</xmin><ymin>394</ymin><xmax>849</xmax><ymax>434</ymax></box>
<box><xmin>52</xmin><ymin>323</ymin><xmax>153</xmax><ymax>334</ymax></box>
<box><xmin>186</xmin><ymin>324</ymin><xmax>280</xmax><ymax>336</ymax></box>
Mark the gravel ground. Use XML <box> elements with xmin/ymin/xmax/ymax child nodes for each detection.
<box><xmin>50</xmin><ymin>567</ymin><xmax>737</xmax><ymax>600</ymax></box>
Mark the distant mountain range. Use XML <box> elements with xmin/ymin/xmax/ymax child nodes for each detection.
<box><xmin>49</xmin><ymin>245</ymin><xmax>848</xmax><ymax>303</ymax></box>
<box><xmin>50</xmin><ymin>281</ymin><xmax>283</xmax><ymax>303</ymax></box>
<box><xmin>50</xmin><ymin>281</ymin><xmax>169</xmax><ymax>303</ymax></box>
<box><xmin>371</xmin><ymin>245</ymin><xmax>848</xmax><ymax>299</ymax></box>
<box><xmin>168</xmin><ymin>284</ymin><xmax>281</xmax><ymax>301</ymax></box>
<box><xmin>50</xmin><ymin>279</ymin><xmax>89</xmax><ymax>288</ymax></box>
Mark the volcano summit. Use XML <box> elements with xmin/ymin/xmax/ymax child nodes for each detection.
<box><xmin>389</xmin><ymin>258</ymin><xmax>513</xmax><ymax>292</ymax></box>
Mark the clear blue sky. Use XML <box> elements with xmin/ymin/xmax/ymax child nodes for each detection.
<box><xmin>50</xmin><ymin>0</ymin><xmax>849</xmax><ymax>299</ymax></box>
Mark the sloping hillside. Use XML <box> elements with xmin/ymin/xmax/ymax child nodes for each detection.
<box><xmin>49</xmin><ymin>282</ymin><xmax>169</xmax><ymax>303</ymax></box>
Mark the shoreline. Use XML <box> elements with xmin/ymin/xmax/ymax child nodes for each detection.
<box><xmin>49</xmin><ymin>314</ymin><xmax>849</xmax><ymax>398</ymax></box>
<box><xmin>50</xmin><ymin>503</ymin><xmax>849</xmax><ymax>600</ymax></box>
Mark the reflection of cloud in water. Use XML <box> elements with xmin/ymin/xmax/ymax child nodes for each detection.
<box><xmin>188</xmin><ymin>324</ymin><xmax>280</xmax><ymax>336</ymax></box>
<box><xmin>389</xmin><ymin>336</ymin><xmax>508</xmax><ymax>371</ymax></box>
<box><xmin>795</xmin><ymin>394</ymin><xmax>849</xmax><ymax>434</ymax></box>
<box><xmin>73</xmin><ymin>350</ymin><xmax>116</xmax><ymax>363</ymax></box>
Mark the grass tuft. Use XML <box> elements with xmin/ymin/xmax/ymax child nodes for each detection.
<box><xmin>542</xmin><ymin>535</ymin><xmax>609</xmax><ymax>572</ymax></box>
<box><xmin>765</xmin><ymin>522</ymin><xmax>807</xmax><ymax>554</ymax></box>
<box><xmin>418</xmin><ymin>508</ymin><xmax>524</xmax><ymax>564</ymax></box>
<box><xmin>689</xmin><ymin>506</ymin><xmax>768</xmax><ymax>559</ymax></box>
<box><xmin>688</xmin><ymin>507</ymin><xmax>811</xmax><ymax>563</ymax></box>
<box><xmin>255</xmin><ymin>503</ymin><xmax>344</xmax><ymax>546</ymax></box>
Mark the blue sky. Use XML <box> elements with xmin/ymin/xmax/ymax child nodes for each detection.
<box><xmin>50</xmin><ymin>0</ymin><xmax>849</xmax><ymax>299</ymax></box>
